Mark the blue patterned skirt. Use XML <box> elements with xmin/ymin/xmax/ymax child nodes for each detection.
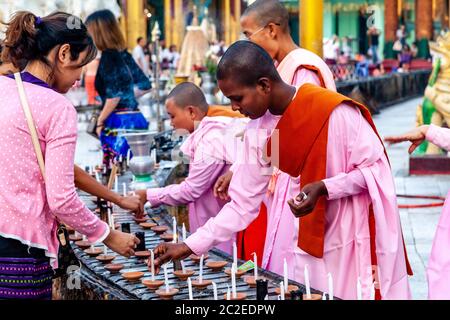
<box><xmin>100</xmin><ymin>110</ymin><xmax>149</xmax><ymax>166</ymax></box>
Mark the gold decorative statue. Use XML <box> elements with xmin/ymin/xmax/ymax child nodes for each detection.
<box><xmin>417</xmin><ymin>32</ymin><xmax>450</xmax><ymax>155</ymax></box>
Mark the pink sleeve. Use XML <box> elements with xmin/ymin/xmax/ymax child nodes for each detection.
<box><xmin>322</xmin><ymin>169</ymin><xmax>368</xmax><ymax>201</ymax></box>
<box><xmin>184</xmin><ymin>127</ymin><xmax>271</xmax><ymax>255</ymax></box>
<box><xmin>45</xmin><ymin>101</ymin><xmax>109</xmax><ymax>243</ymax></box>
<box><xmin>426</xmin><ymin>124</ymin><xmax>450</xmax><ymax>152</ymax></box>
<box><xmin>322</xmin><ymin>104</ymin><xmax>384</xmax><ymax>201</ymax></box>
<box><xmin>147</xmin><ymin>161</ymin><xmax>227</xmax><ymax>207</ymax></box>
<box><xmin>292</xmin><ymin>68</ymin><xmax>322</xmax><ymax>87</ymax></box>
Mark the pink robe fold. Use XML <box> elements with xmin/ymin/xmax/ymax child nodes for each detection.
<box><xmin>426</xmin><ymin>124</ymin><xmax>450</xmax><ymax>299</ymax></box>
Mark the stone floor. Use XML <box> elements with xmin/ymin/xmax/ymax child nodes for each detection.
<box><xmin>75</xmin><ymin>97</ymin><xmax>449</xmax><ymax>300</ymax></box>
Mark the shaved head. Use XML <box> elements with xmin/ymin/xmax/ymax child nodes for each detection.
<box><xmin>217</xmin><ymin>40</ymin><xmax>282</xmax><ymax>87</ymax></box>
<box><xmin>242</xmin><ymin>0</ymin><xmax>290</xmax><ymax>33</ymax></box>
<box><xmin>166</xmin><ymin>82</ymin><xmax>209</xmax><ymax>112</ymax></box>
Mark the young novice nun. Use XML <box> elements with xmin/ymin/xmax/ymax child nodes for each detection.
<box><xmin>137</xmin><ymin>82</ymin><xmax>247</xmax><ymax>254</ymax></box>
<box><xmin>386</xmin><ymin>125</ymin><xmax>450</xmax><ymax>299</ymax></box>
<box><xmin>220</xmin><ymin>0</ymin><xmax>337</xmax><ymax>266</ymax></box>
<box><xmin>153</xmin><ymin>41</ymin><xmax>412</xmax><ymax>300</ymax></box>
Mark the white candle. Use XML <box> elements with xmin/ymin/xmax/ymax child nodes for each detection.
<box><xmin>252</xmin><ymin>252</ymin><xmax>258</xmax><ymax>280</ymax></box>
<box><xmin>231</xmin><ymin>263</ymin><xmax>237</xmax><ymax>299</ymax></box>
<box><xmin>188</xmin><ymin>277</ymin><xmax>193</xmax><ymax>300</ymax></box>
<box><xmin>82</xmin><ymin>234</ymin><xmax>87</xmax><ymax>242</ymax></box>
<box><xmin>226</xmin><ymin>285</ymin><xmax>231</xmax><ymax>300</ymax></box>
<box><xmin>164</xmin><ymin>263</ymin><xmax>170</xmax><ymax>293</ymax></box>
<box><xmin>212</xmin><ymin>282</ymin><xmax>218</xmax><ymax>300</ymax></box>
<box><xmin>119</xmin><ymin>155</ymin><xmax>123</xmax><ymax>163</ymax></box>
<box><xmin>304</xmin><ymin>264</ymin><xmax>311</xmax><ymax>299</ymax></box>
<box><xmin>90</xmin><ymin>244</ymin><xmax>94</xmax><ymax>251</ymax></box>
<box><xmin>103</xmin><ymin>245</ymin><xmax>107</xmax><ymax>256</ymax></box>
<box><xmin>370</xmin><ymin>282</ymin><xmax>376</xmax><ymax>300</ymax></box>
<box><xmin>107</xmin><ymin>210</ymin><xmax>112</xmax><ymax>229</ymax></box>
<box><xmin>172</xmin><ymin>217</ymin><xmax>177</xmax><ymax>244</ymax></box>
<box><xmin>150</xmin><ymin>250</ymin><xmax>155</xmax><ymax>282</ymax></box>
<box><xmin>110</xmin><ymin>212</ymin><xmax>115</xmax><ymax>229</ymax></box>
<box><xmin>199</xmin><ymin>255</ymin><xmax>204</xmax><ymax>284</ymax></box>
<box><xmin>126</xmin><ymin>149</ymin><xmax>131</xmax><ymax>167</ymax></box>
<box><xmin>95</xmin><ymin>171</ymin><xmax>100</xmax><ymax>183</ymax></box>
<box><xmin>280</xmin><ymin>282</ymin><xmax>285</xmax><ymax>300</ymax></box>
<box><xmin>322</xmin><ymin>292</ymin><xmax>327</xmax><ymax>300</ymax></box>
<box><xmin>114</xmin><ymin>176</ymin><xmax>118</xmax><ymax>192</ymax></box>
<box><xmin>123</xmin><ymin>183</ymin><xmax>127</xmax><ymax>197</ymax></box>
<box><xmin>283</xmin><ymin>259</ymin><xmax>289</xmax><ymax>293</ymax></box>
<box><xmin>233</xmin><ymin>242</ymin><xmax>237</xmax><ymax>269</ymax></box>
<box><xmin>328</xmin><ymin>273</ymin><xmax>334</xmax><ymax>300</ymax></box>
<box><xmin>181</xmin><ymin>260</ymin><xmax>186</xmax><ymax>273</ymax></box>
<box><xmin>357</xmin><ymin>277</ymin><xmax>362</xmax><ymax>300</ymax></box>
<box><xmin>182</xmin><ymin>223</ymin><xmax>187</xmax><ymax>242</ymax></box>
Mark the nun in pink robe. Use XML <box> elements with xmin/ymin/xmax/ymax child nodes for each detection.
<box><xmin>262</xmin><ymin>48</ymin><xmax>337</xmax><ymax>277</ymax></box>
<box><xmin>186</xmin><ymin>91</ymin><xmax>412</xmax><ymax>300</ymax></box>
<box><xmin>147</xmin><ymin>116</ymin><xmax>247</xmax><ymax>254</ymax></box>
<box><xmin>425</xmin><ymin>124</ymin><xmax>450</xmax><ymax>299</ymax></box>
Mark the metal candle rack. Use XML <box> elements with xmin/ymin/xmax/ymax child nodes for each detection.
<box><xmin>71</xmin><ymin>168</ymin><xmax>326</xmax><ymax>300</ymax></box>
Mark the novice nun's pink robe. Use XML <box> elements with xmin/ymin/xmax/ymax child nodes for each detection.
<box><xmin>426</xmin><ymin>124</ymin><xmax>450</xmax><ymax>299</ymax></box>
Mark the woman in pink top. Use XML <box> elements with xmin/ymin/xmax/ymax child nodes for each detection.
<box><xmin>0</xmin><ymin>11</ymin><xmax>139</xmax><ymax>300</ymax></box>
<box><xmin>386</xmin><ymin>125</ymin><xmax>450</xmax><ymax>299</ymax></box>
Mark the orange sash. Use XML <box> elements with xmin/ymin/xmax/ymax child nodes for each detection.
<box><xmin>207</xmin><ymin>105</ymin><xmax>245</xmax><ymax>118</ymax></box>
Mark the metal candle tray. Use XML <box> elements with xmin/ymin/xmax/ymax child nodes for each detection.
<box><xmin>70</xmin><ymin>168</ymin><xmax>325</xmax><ymax>300</ymax></box>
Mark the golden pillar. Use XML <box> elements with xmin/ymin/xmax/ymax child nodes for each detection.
<box><xmin>415</xmin><ymin>0</ymin><xmax>433</xmax><ymax>58</ymax></box>
<box><xmin>223</xmin><ymin>0</ymin><xmax>232</xmax><ymax>45</ymax></box>
<box><xmin>299</xmin><ymin>0</ymin><xmax>323</xmax><ymax>57</ymax></box>
<box><xmin>384</xmin><ymin>0</ymin><xmax>398</xmax><ymax>43</ymax></box>
<box><xmin>172</xmin><ymin>0</ymin><xmax>184</xmax><ymax>50</ymax></box>
<box><xmin>126</xmin><ymin>0</ymin><xmax>147</xmax><ymax>50</ymax></box>
<box><xmin>230</xmin><ymin>0</ymin><xmax>242</xmax><ymax>44</ymax></box>
<box><xmin>164</xmin><ymin>0</ymin><xmax>173</xmax><ymax>46</ymax></box>
<box><xmin>384</xmin><ymin>0</ymin><xmax>399</xmax><ymax>58</ymax></box>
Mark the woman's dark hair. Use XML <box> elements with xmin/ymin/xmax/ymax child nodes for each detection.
<box><xmin>1</xmin><ymin>11</ymin><xmax>97</xmax><ymax>71</ymax></box>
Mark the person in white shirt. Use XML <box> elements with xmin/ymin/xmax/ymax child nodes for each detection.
<box><xmin>132</xmin><ymin>37</ymin><xmax>149</xmax><ymax>76</ymax></box>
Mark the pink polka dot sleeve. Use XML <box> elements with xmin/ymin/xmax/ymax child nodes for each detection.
<box><xmin>44</xmin><ymin>101</ymin><xmax>109</xmax><ymax>243</ymax></box>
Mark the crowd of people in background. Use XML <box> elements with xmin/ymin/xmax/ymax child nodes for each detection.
<box><xmin>323</xmin><ymin>23</ymin><xmax>430</xmax><ymax>82</ymax></box>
